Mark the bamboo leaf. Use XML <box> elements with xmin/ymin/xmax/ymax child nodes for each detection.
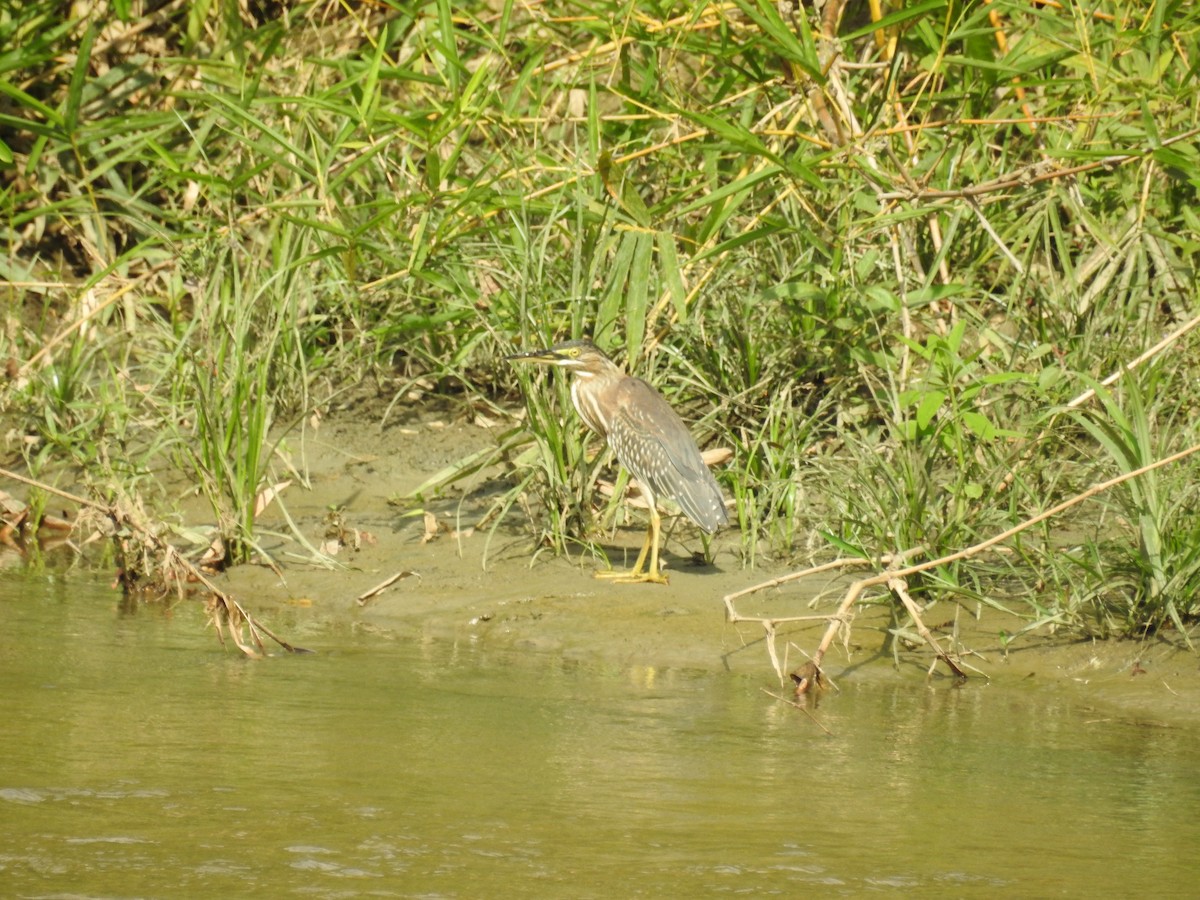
<box><xmin>731</xmin><ymin>0</ymin><xmax>821</xmax><ymax>80</ymax></box>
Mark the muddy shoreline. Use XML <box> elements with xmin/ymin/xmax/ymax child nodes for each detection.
<box><xmin>195</xmin><ymin>406</ymin><xmax>1200</xmax><ymax>730</ymax></box>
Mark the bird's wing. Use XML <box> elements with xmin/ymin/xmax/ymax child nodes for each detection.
<box><xmin>606</xmin><ymin>377</ymin><xmax>729</xmax><ymax>533</ymax></box>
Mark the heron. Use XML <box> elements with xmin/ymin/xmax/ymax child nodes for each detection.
<box><xmin>508</xmin><ymin>338</ymin><xmax>728</xmax><ymax>584</ymax></box>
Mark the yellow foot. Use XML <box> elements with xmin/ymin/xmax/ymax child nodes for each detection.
<box><xmin>593</xmin><ymin>569</ymin><xmax>669</xmax><ymax>585</ymax></box>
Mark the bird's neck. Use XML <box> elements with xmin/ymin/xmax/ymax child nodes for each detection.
<box><xmin>570</xmin><ymin>375</ymin><xmax>611</xmax><ymax>436</ymax></box>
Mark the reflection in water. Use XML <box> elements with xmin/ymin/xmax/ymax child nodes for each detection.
<box><xmin>1</xmin><ymin>574</ymin><xmax>1199</xmax><ymax>896</ymax></box>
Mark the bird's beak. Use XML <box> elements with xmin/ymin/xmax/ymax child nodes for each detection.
<box><xmin>506</xmin><ymin>347</ymin><xmax>561</xmax><ymax>365</ymax></box>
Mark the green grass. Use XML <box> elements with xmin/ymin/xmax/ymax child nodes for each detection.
<box><xmin>1</xmin><ymin>0</ymin><xmax>1199</xmax><ymax>638</ymax></box>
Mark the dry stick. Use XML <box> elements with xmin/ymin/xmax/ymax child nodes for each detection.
<box><xmin>1030</xmin><ymin>0</ymin><xmax>1117</xmax><ymax>21</ymax></box>
<box><xmin>966</xmin><ymin>196</ymin><xmax>1025</xmax><ymax>274</ymax></box>
<box><xmin>992</xmin><ymin>311</ymin><xmax>1200</xmax><ymax>498</ymax></box>
<box><xmin>760</xmin><ymin>688</ymin><xmax>834</xmax><ymax>736</ymax></box>
<box><xmin>16</xmin><ymin>276</ymin><xmax>155</xmax><ymax>380</ymax></box>
<box><xmin>521</xmin><ymin>112</ymin><xmax>1180</xmax><ymax>241</ymax></box>
<box><xmin>529</xmin><ymin>3</ymin><xmax>733</xmax><ymax>77</ymax></box>
<box><xmin>1068</xmin><ymin>312</ymin><xmax>1200</xmax><ymax>409</ymax></box>
<box><xmin>357</xmin><ymin>570</ymin><xmax>420</xmax><ymax>606</ymax></box>
<box><xmin>805</xmin><ymin>441</ymin><xmax>1200</xmax><ymax>674</ymax></box>
<box><xmin>0</xmin><ymin>466</ymin><xmax>305</xmax><ymax>658</ymax></box>
<box><xmin>723</xmin><ymin>547</ymin><xmax>925</xmax><ymax>625</ymax></box>
<box><xmin>809</xmin><ymin>318</ymin><xmax>1200</xmax><ymax>673</ymax></box>
<box><xmin>871</xmin><ymin>1</ymin><xmax>952</xmax><ymax>288</ymax></box>
<box><xmin>723</xmin><ymin>556</ymin><xmax>883</xmax><ymax>614</ymax></box>
<box><xmin>725</xmin><ymin>444</ymin><xmax>1200</xmax><ymax>681</ymax></box>
<box><xmin>886</xmin><ymin>576</ymin><xmax>967</xmax><ymax>680</ymax></box>
<box><xmin>876</xmin><ymin>126</ymin><xmax>1200</xmax><ymax>203</ymax></box>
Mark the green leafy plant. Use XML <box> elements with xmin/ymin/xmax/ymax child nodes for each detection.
<box><xmin>1068</xmin><ymin>373</ymin><xmax>1200</xmax><ymax>637</ymax></box>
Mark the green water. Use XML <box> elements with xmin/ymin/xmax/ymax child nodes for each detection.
<box><xmin>2</xmin><ymin>575</ymin><xmax>1199</xmax><ymax>897</ymax></box>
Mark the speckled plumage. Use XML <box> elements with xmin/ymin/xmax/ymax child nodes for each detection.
<box><xmin>601</xmin><ymin>373</ymin><xmax>728</xmax><ymax>533</ymax></box>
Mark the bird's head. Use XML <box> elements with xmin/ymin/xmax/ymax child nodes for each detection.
<box><xmin>506</xmin><ymin>339</ymin><xmax>618</xmax><ymax>379</ymax></box>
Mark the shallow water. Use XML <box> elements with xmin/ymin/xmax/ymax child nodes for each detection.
<box><xmin>2</xmin><ymin>574</ymin><xmax>1199</xmax><ymax>897</ymax></box>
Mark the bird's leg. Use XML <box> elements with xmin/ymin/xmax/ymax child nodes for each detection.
<box><xmin>643</xmin><ymin>505</ymin><xmax>663</xmax><ymax>580</ymax></box>
<box><xmin>594</xmin><ymin>506</ymin><xmax>668</xmax><ymax>585</ymax></box>
<box><xmin>628</xmin><ymin>516</ymin><xmax>655</xmax><ymax>576</ymax></box>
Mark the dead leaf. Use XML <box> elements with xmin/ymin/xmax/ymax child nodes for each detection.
<box><xmin>0</xmin><ymin>490</ymin><xmax>26</xmax><ymax>517</ymax></box>
<box><xmin>596</xmin><ymin>479</ymin><xmax>651</xmax><ymax>509</ymax></box>
<box><xmin>39</xmin><ymin>513</ymin><xmax>73</xmax><ymax>533</ymax></box>
<box><xmin>254</xmin><ymin>480</ymin><xmax>292</xmax><ymax>518</ymax></box>
<box><xmin>198</xmin><ymin>535</ymin><xmax>226</xmax><ymax>569</ymax></box>
<box><xmin>421</xmin><ymin>511</ymin><xmax>440</xmax><ymax>544</ymax></box>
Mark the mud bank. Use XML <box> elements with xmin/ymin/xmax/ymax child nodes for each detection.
<box><xmin>205</xmin><ymin>402</ymin><xmax>1200</xmax><ymax>729</ymax></box>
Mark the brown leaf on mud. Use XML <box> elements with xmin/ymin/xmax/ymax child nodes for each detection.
<box><xmin>254</xmin><ymin>480</ymin><xmax>292</xmax><ymax>518</ymax></box>
<box><xmin>322</xmin><ymin>508</ymin><xmax>372</xmax><ymax>555</ymax></box>
<box><xmin>0</xmin><ymin>490</ymin><xmax>25</xmax><ymax>518</ymax></box>
<box><xmin>198</xmin><ymin>535</ymin><xmax>227</xmax><ymax>570</ymax></box>
<box><xmin>420</xmin><ymin>511</ymin><xmax>473</xmax><ymax>542</ymax></box>
<box><xmin>421</xmin><ymin>511</ymin><xmax>441</xmax><ymax>544</ymax></box>
<box><xmin>596</xmin><ymin>479</ymin><xmax>650</xmax><ymax>509</ymax></box>
<box><xmin>38</xmin><ymin>512</ymin><xmax>74</xmax><ymax>533</ymax></box>
<box><xmin>0</xmin><ymin>511</ymin><xmax>28</xmax><ymax>547</ymax></box>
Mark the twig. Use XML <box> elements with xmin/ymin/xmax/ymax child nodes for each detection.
<box><xmin>1067</xmin><ymin>312</ymin><xmax>1200</xmax><ymax>410</ymax></box>
<box><xmin>760</xmin><ymin>688</ymin><xmax>834</xmax><ymax>736</ymax></box>
<box><xmin>887</xmin><ymin>576</ymin><xmax>967</xmax><ymax>679</ymax></box>
<box><xmin>984</xmin><ymin>0</ymin><xmax>1036</xmax><ymax>129</ymax></box>
<box><xmin>966</xmin><ymin>196</ymin><xmax>1025</xmax><ymax>274</ymax></box>
<box><xmin>989</xmin><ymin>311</ymin><xmax>1200</xmax><ymax>501</ymax></box>
<box><xmin>724</xmin><ymin>548</ymin><xmax>922</xmax><ymax>621</ymax></box>
<box><xmin>357</xmin><ymin>570</ymin><xmax>421</xmax><ymax>606</ymax></box>
<box><xmin>724</xmin><ymin>549</ymin><xmax>925</xmax><ymax>684</ymax></box>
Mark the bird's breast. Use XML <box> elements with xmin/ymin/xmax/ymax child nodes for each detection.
<box><xmin>570</xmin><ymin>377</ymin><xmax>610</xmax><ymax>436</ymax></box>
